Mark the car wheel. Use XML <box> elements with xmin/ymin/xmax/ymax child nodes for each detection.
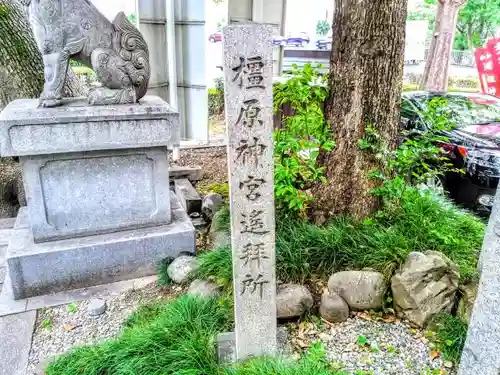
<box><xmin>209</xmin><ymin>37</ymin><xmax>216</xmax><ymax>43</ymax></box>
<box><xmin>424</xmin><ymin>175</ymin><xmax>445</xmax><ymax>194</ymax></box>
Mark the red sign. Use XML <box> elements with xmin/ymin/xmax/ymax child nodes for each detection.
<box><xmin>476</xmin><ymin>39</ymin><xmax>500</xmax><ymax>96</ymax></box>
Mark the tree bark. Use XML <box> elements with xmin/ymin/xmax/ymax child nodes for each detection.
<box><xmin>311</xmin><ymin>0</ymin><xmax>408</xmax><ymax>220</ymax></box>
<box><xmin>420</xmin><ymin>0</ymin><xmax>467</xmax><ymax>92</ymax></box>
<box><xmin>0</xmin><ymin>0</ymin><xmax>85</xmax><ymax>109</ymax></box>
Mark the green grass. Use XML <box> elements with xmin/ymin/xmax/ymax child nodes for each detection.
<box><xmin>212</xmin><ymin>205</ymin><xmax>230</xmax><ymax>233</ymax></box>
<box><xmin>199</xmin><ymin>188</ymin><xmax>484</xmax><ymax>285</ymax></box>
<box><xmin>430</xmin><ymin>314</ymin><xmax>468</xmax><ymax>363</ymax></box>
<box><xmin>46</xmin><ymin>296</ymin><xmax>232</xmax><ymax>375</ymax></box>
<box><xmin>156</xmin><ymin>258</ymin><xmax>174</xmax><ymax>286</ymax></box>
<box><xmin>198</xmin><ymin>246</ymin><xmax>233</xmax><ymax>290</ymax></box>
<box><xmin>222</xmin><ymin>342</ymin><xmax>348</xmax><ymax>375</ymax></box>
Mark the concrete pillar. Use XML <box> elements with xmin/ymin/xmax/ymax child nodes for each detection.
<box><xmin>137</xmin><ymin>0</ymin><xmax>169</xmax><ymax>101</ymax></box>
<box><xmin>174</xmin><ymin>0</ymin><xmax>208</xmax><ymax>141</ymax></box>
<box><xmin>228</xmin><ymin>0</ymin><xmax>287</xmax><ymax>76</ymax></box>
<box><xmin>137</xmin><ymin>0</ymin><xmax>208</xmax><ymax>142</ymax></box>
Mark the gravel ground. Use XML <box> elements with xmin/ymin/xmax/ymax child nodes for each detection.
<box><xmin>288</xmin><ymin>314</ymin><xmax>456</xmax><ymax>375</ymax></box>
<box><xmin>26</xmin><ymin>282</ymin><xmax>183</xmax><ymax>375</ymax></box>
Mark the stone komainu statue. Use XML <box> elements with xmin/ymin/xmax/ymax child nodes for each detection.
<box><xmin>21</xmin><ymin>0</ymin><xmax>150</xmax><ymax>107</ymax></box>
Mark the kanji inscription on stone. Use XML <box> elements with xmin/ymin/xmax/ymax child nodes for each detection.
<box><xmin>223</xmin><ymin>23</ymin><xmax>276</xmax><ymax>361</ymax></box>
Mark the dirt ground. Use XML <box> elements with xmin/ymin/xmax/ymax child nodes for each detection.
<box><xmin>174</xmin><ymin>146</ymin><xmax>228</xmax><ymax>192</ymax></box>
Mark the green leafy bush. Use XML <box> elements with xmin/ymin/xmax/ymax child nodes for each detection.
<box><xmin>209</xmin><ymin>77</ymin><xmax>225</xmax><ymax>117</ymax></box>
<box><xmin>273</xmin><ymin>64</ymin><xmax>334</xmax><ymax>216</ymax></box>
<box><xmin>365</xmin><ymin>97</ymin><xmax>462</xmax><ymax>202</ymax></box>
<box><xmin>315</xmin><ymin>20</ymin><xmax>330</xmax><ymax>37</ymax></box>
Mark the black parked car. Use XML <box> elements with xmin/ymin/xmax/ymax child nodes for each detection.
<box><xmin>402</xmin><ymin>91</ymin><xmax>500</xmax><ymax>215</ymax></box>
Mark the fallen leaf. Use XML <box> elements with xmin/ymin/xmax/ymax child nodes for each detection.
<box><xmin>382</xmin><ymin>315</ymin><xmax>396</xmax><ymax>323</ymax></box>
<box><xmin>295</xmin><ymin>339</ymin><xmax>309</xmax><ymax>349</ymax></box>
<box><xmin>63</xmin><ymin>324</ymin><xmax>75</xmax><ymax>332</ymax></box>
<box><xmin>321</xmin><ymin>318</ymin><xmax>335</xmax><ymax>327</ymax></box>
<box><xmin>430</xmin><ymin>350</ymin><xmax>441</xmax><ymax>360</ymax></box>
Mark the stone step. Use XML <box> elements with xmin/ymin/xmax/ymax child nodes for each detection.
<box><xmin>174</xmin><ymin>179</ymin><xmax>202</xmax><ymax>215</ymax></box>
<box><xmin>169</xmin><ymin>166</ymin><xmax>203</xmax><ymax>182</ymax></box>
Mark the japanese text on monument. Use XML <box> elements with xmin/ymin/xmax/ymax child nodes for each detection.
<box><xmin>223</xmin><ymin>23</ymin><xmax>277</xmax><ymax>360</ymax></box>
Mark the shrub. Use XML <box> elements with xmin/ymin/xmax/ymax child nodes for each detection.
<box><xmin>209</xmin><ymin>77</ymin><xmax>225</xmax><ymax>117</ymax></box>
<box><xmin>46</xmin><ymin>296</ymin><xmax>232</xmax><ymax>375</ymax></box>
<box><xmin>198</xmin><ymin>188</ymin><xmax>483</xmax><ymax>286</ymax></box>
<box><xmin>273</xmin><ymin>64</ymin><xmax>334</xmax><ymax>216</ymax></box>
<box><xmin>72</xmin><ymin>66</ymin><xmax>97</xmax><ymax>87</ymax></box>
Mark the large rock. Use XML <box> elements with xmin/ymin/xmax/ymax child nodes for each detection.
<box><xmin>202</xmin><ymin>193</ymin><xmax>224</xmax><ymax>221</ymax></box>
<box><xmin>320</xmin><ymin>291</ymin><xmax>349</xmax><ymax>323</ymax></box>
<box><xmin>328</xmin><ymin>271</ymin><xmax>386</xmax><ymax>310</ymax></box>
<box><xmin>276</xmin><ymin>284</ymin><xmax>313</xmax><ymax>319</ymax></box>
<box><xmin>187</xmin><ymin>279</ymin><xmax>220</xmax><ymax>298</ymax></box>
<box><xmin>167</xmin><ymin>255</ymin><xmax>200</xmax><ymax>284</ymax></box>
<box><xmin>391</xmin><ymin>251</ymin><xmax>460</xmax><ymax>328</ymax></box>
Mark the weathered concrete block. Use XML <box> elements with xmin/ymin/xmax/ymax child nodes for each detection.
<box><xmin>7</xmin><ymin>195</ymin><xmax>195</xmax><ymax>300</ymax></box>
<box><xmin>0</xmin><ymin>96</ymin><xmax>179</xmax><ymax>156</ymax></box>
<box><xmin>174</xmin><ymin>178</ymin><xmax>202</xmax><ymax>214</ymax></box>
<box><xmin>22</xmin><ymin>147</ymin><xmax>171</xmax><ymax>242</ymax></box>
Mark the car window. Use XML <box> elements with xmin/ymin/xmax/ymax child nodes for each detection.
<box><xmin>415</xmin><ymin>94</ymin><xmax>500</xmax><ymax>127</ymax></box>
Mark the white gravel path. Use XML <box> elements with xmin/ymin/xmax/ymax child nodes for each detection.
<box><xmin>288</xmin><ymin>314</ymin><xmax>456</xmax><ymax>375</ymax></box>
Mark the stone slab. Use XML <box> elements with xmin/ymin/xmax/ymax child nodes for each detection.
<box><xmin>0</xmin><ymin>311</ymin><xmax>36</xmax><ymax>375</ymax></box>
<box><xmin>458</xmin><ymin>187</ymin><xmax>500</xmax><ymax>374</ymax></box>
<box><xmin>22</xmin><ymin>147</ymin><xmax>171</xmax><ymax>242</ymax></box>
<box><xmin>0</xmin><ymin>273</ymin><xmax>156</xmax><ymax>317</ymax></box>
<box><xmin>7</xmin><ymin>194</ymin><xmax>195</xmax><ymax>300</ymax></box>
<box><xmin>169</xmin><ymin>166</ymin><xmax>203</xmax><ymax>182</ymax></box>
<box><xmin>174</xmin><ymin>178</ymin><xmax>202</xmax><ymax>214</ymax></box>
<box><xmin>0</xmin><ymin>273</ymin><xmax>28</xmax><ymax>316</ymax></box>
<box><xmin>0</xmin><ymin>96</ymin><xmax>179</xmax><ymax>157</ymax></box>
<box><xmin>223</xmin><ymin>23</ymin><xmax>277</xmax><ymax>360</ymax></box>
<box><xmin>217</xmin><ymin>327</ymin><xmax>288</xmax><ymax>363</ymax></box>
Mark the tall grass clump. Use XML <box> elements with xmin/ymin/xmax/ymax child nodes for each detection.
<box><xmin>430</xmin><ymin>313</ymin><xmax>468</xmax><ymax>363</ymax></box>
<box><xmin>46</xmin><ymin>296</ymin><xmax>232</xmax><ymax>375</ymax></box>
<box><xmin>222</xmin><ymin>342</ymin><xmax>346</xmax><ymax>375</ymax></box>
<box><xmin>199</xmin><ymin>188</ymin><xmax>484</xmax><ymax>286</ymax></box>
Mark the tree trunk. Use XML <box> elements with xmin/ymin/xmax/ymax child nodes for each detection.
<box><xmin>420</xmin><ymin>0</ymin><xmax>467</xmax><ymax>92</ymax></box>
<box><xmin>0</xmin><ymin>0</ymin><xmax>85</xmax><ymax>109</ymax></box>
<box><xmin>466</xmin><ymin>23</ymin><xmax>473</xmax><ymax>50</ymax></box>
<box><xmin>311</xmin><ymin>0</ymin><xmax>408</xmax><ymax>220</ymax></box>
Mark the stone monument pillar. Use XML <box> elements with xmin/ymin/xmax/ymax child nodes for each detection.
<box><xmin>0</xmin><ymin>97</ymin><xmax>195</xmax><ymax>299</ymax></box>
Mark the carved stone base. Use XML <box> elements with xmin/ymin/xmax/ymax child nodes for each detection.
<box><xmin>7</xmin><ymin>196</ymin><xmax>195</xmax><ymax>300</ymax></box>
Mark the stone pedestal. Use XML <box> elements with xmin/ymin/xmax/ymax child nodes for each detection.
<box><xmin>0</xmin><ymin>96</ymin><xmax>195</xmax><ymax>300</ymax></box>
